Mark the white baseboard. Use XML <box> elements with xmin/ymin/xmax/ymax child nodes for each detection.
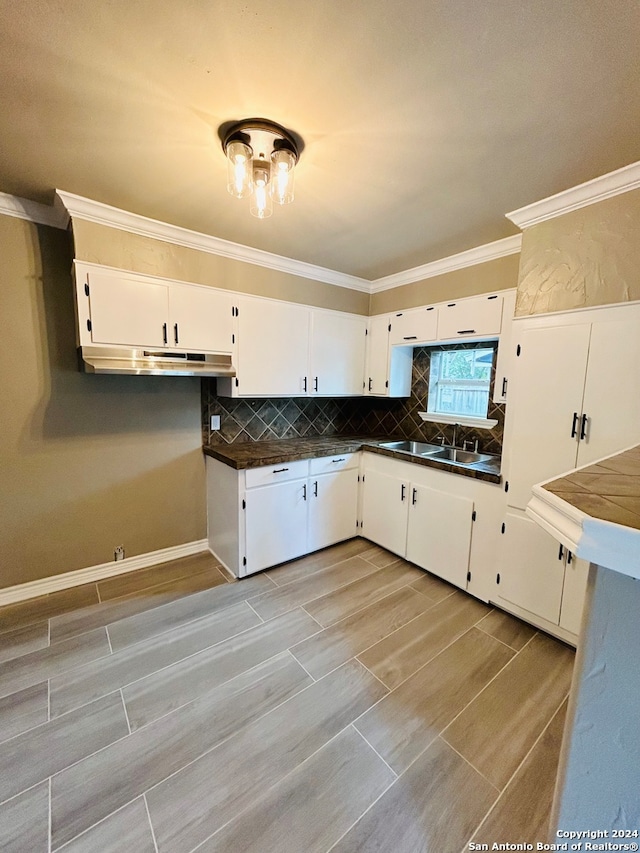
<box><xmin>0</xmin><ymin>540</ymin><xmax>209</xmax><ymax>606</ymax></box>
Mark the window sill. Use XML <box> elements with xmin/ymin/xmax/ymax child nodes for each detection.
<box><xmin>418</xmin><ymin>412</ymin><xmax>498</xmax><ymax>430</ymax></box>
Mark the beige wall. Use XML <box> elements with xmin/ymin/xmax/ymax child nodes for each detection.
<box><xmin>369</xmin><ymin>253</ymin><xmax>520</xmax><ymax>315</ymax></box>
<box><xmin>516</xmin><ymin>189</ymin><xmax>640</xmax><ymax>316</ymax></box>
<box><xmin>72</xmin><ymin>219</ymin><xmax>370</xmax><ymax>315</ymax></box>
<box><xmin>0</xmin><ymin>215</ymin><xmax>206</xmax><ymax>589</ymax></box>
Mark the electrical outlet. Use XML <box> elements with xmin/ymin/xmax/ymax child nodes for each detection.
<box><xmin>211</xmin><ymin>415</ymin><xmax>221</xmax><ymax>431</ymax></box>
<box><xmin>114</xmin><ymin>545</ymin><xmax>125</xmax><ymax>561</ymax></box>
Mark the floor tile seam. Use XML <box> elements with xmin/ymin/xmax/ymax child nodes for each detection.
<box><xmin>50</xmin><ymin>797</ymin><xmax>148</xmax><ymax>853</ymax></box>
<box><xmin>120</xmin><ymin>689</ymin><xmax>132</xmax><ymax>735</ymax></box>
<box><xmin>183</xmin><ymin>722</ymin><xmax>374</xmax><ymax>853</ymax></box>
<box><xmin>105</xmin><ymin>625</ymin><xmax>113</xmax><ymax>654</ymax></box>
<box><xmin>244</xmin><ymin>599</ymin><xmax>265</xmax><ymax>623</ymax></box>
<box><xmin>304</xmin><ymin>573</ymin><xmax>439</xmax><ymax>630</ymax></box>
<box><xmin>0</xmin><ymin>775</ymin><xmax>52</xmax><ymax>808</ymax></box>
<box><xmin>95</xmin><ymin>582</ymin><xmax>102</xmax><ymax>605</ymax></box>
<box><xmin>299</xmin><ymin>605</ymin><xmax>324</xmax><ymax>628</ymax></box>
<box><xmin>438</xmin><ymin>735</ymin><xmax>503</xmax><ymax>794</ymax></box>
<box><xmin>143</xmin><ymin>793</ymin><xmax>160</xmax><ymax>853</ymax></box>
<box><xmin>97</xmin><ymin>562</ymin><xmax>226</xmax><ymax>604</ymax></box>
<box><xmin>53</xmin><ymin>590</ymin><xmax>257</xmax><ymax>652</ymax></box>
<box><xmin>354</xmin><ymin>658</ymin><xmax>392</xmax><ymax>694</ymax></box>
<box><xmin>285</xmin><ymin>648</ymin><xmax>316</xmax><ymax>682</ymax></box>
<box><xmin>323</xmin><ymin>761</ymin><xmax>400</xmax><ymax>853</ymax></box>
<box><xmin>0</xmin><ymin>643</ymin><xmax>115</xmax><ymax>704</ymax></box>
<box><xmin>411</xmin><ymin>582</ymin><xmax>457</xmax><ymax>603</ymax></box>
<box><xmin>50</xmin><ymin>603</ymin><xmax>275</xmax><ymax>712</ymax></box>
<box><xmin>48</xmin><ymin>776</ymin><xmax>52</xmax><ymax>853</ymax></box>
<box><xmin>138</xmin><ymin>659</ymin><xmax>372</xmax><ymax>813</ymax></box>
<box><xmin>249</xmin><ymin>556</ymin><xmax>385</xmax><ymax>606</ymax></box>
<box><xmin>47</xmin><ymin>678</ymin><xmax>51</xmax><ymax>722</ymax></box>
<box><xmin>461</xmin><ymin>690</ymin><xmax>571</xmax><ymax>849</ymax></box>
<box><xmin>474</xmin><ymin>621</ymin><xmax>527</xmax><ymax>652</ymax></box>
<box><xmin>354</xmin><ymin>619</ymin><xmax>487</xmax><ymax>694</ymax></box>
<box><xmin>349</xmin><ymin>723</ymin><xmax>399</xmax><ymax>779</ymax></box>
<box><xmin>260</xmin><ymin>553</ymin><xmax>375</xmax><ymax>591</ymax></box>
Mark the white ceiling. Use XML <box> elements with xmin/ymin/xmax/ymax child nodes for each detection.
<box><xmin>1</xmin><ymin>0</ymin><xmax>639</xmax><ymax>279</ymax></box>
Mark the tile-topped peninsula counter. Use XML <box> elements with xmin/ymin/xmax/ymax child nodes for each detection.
<box><xmin>526</xmin><ymin>445</ymin><xmax>640</xmax><ymax>836</ymax></box>
<box><xmin>204</xmin><ymin>435</ymin><xmax>501</xmax><ymax>483</ymax></box>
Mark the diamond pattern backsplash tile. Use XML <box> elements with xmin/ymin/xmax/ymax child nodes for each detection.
<box><xmin>202</xmin><ymin>341</ymin><xmax>505</xmax><ymax>456</ymax></box>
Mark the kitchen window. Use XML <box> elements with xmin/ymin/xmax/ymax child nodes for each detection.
<box><xmin>427</xmin><ymin>346</ymin><xmax>494</xmax><ymax>420</ymax></box>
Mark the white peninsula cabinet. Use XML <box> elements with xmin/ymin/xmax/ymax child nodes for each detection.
<box><xmin>495</xmin><ymin>303</ymin><xmax>640</xmax><ymax>640</ymax></box>
<box><xmin>360</xmin><ymin>452</ymin><xmax>504</xmax><ymax>599</ymax></box>
<box><xmin>74</xmin><ymin>262</ymin><xmax>233</xmax><ymax>353</ymax></box>
<box><xmin>206</xmin><ymin>453</ymin><xmax>359</xmax><ymax>577</ymax></box>
<box><xmin>217</xmin><ymin>294</ymin><xmax>367</xmax><ymax>398</ymax></box>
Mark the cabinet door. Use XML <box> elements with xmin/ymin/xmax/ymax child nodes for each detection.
<box><xmin>406</xmin><ymin>484</ymin><xmax>474</xmax><ymax>589</ymax></box>
<box><xmin>169</xmin><ymin>285</ymin><xmax>233</xmax><ymax>353</ymax></box>
<box><xmin>361</xmin><ymin>468</ymin><xmax>409</xmax><ymax>555</ymax></box>
<box><xmin>493</xmin><ymin>290</ymin><xmax>517</xmax><ymax>404</ymax></box>
<box><xmin>497</xmin><ymin>513</ymin><xmax>564</xmax><ymax>624</ymax></box>
<box><xmin>559</xmin><ymin>555</ymin><xmax>589</xmax><ymax>635</ymax></box>
<box><xmin>244</xmin><ymin>480</ymin><xmax>309</xmax><ymax>574</ymax></box>
<box><xmin>438</xmin><ymin>294</ymin><xmax>503</xmax><ymax>341</ymax></box>
<box><xmin>308</xmin><ymin>469</ymin><xmax>359</xmax><ymax>553</ymax></box>
<box><xmin>578</xmin><ymin>318</ymin><xmax>640</xmax><ymax>466</ymax></box>
<box><xmin>365</xmin><ymin>315</ymin><xmax>390</xmax><ymax>396</ymax></box>
<box><xmin>389</xmin><ymin>307</ymin><xmax>437</xmax><ymax>345</ymax></box>
<box><xmin>236</xmin><ymin>296</ymin><xmax>310</xmax><ymax>396</ymax></box>
<box><xmin>505</xmin><ymin>324</ymin><xmax>590</xmax><ymax>510</ymax></box>
<box><xmin>87</xmin><ymin>270</ymin><xmax>169</xmax><ymax>347</ymax></box>
<box><xmin>310</xmin><ymin>311</ymin><xmax>367</xmax><ymax>396</ymax></box>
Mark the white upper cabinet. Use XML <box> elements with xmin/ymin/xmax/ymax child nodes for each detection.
<box><xmin>388</xmin><ymin>306</ymin><xmax>438</xmax><ymax>345</ymax></box>
<box><xmin>365</xmin><ymin>315</ymin><xmax>391</xmax><ymax>396</ymax></box>
<box><xmin>168</xmin><ymin>285</ymin><xmax>233</xmax><ymax>353</ymax></box>
<box><xmin>234</xmin><ymin>295</ymin><xmax>310</xmax><ymax>397</ymax></box>
<box><xmin>493</xmin><ymin>289</ymin><xmax>517</xmax><ymax>403</ymax></box>
<box><xmin>437</xmin><ymin>293</ymin><xmax>503</xmax><ymax>341</ymax></box>
<box><xmin>309</xmin><ymin>310</ymin><xmax>367</xmax><ymax>396</ymax></box>
<box><xmin>84</xmin><ymin>268</ymin><xmax>169</xmax><ymax>348</ymax></box>
<box><xmin>77</xmin><ymin>263</ymin><xmax>233</xmax><ymax>354</ymax></box>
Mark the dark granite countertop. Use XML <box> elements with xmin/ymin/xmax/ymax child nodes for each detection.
<box><xmin>203</xmin><ymin>435</ymin><xmax>502</xmax><ymax>484</ymax></box>
<box><xmin>542</xmin><ymin>444</ymin><xmax>640</xmax><ymax>530</ymax></box>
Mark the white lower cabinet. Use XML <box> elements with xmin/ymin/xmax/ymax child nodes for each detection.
<box><xmin>361</xmin><ymin>452</ymin><xmax>502</xmax><ymax>598</ymax></box>
<box><xmin>207</xmin><ymin>453</ymin><xmax>359</xmax><ymax>577</ymax></box>
<box><xmin>496</xmin><ymin>510</ymin><xmax>588</xmax><ymax>636</ymax></box>
<box><xmin>406</xmin><ymin>485</ymin><xmax>474</xmax><ymax>589</ymax></box>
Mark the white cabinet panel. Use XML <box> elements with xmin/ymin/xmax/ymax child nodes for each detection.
<box><xmin>497</xmin><ymin>512</ymin><xmax>564</xmax><ymax>624</ymax></box>
<box><xmin>406</xmin><ymin>484</ymin><xmax>474</xmax><ymax>589</ymax></box>
<box><xmin>87</xmin><ymin>270</ymin><xmax>169</xmax><ymax>348</ymax></box>
<box><xmin>169</xmin><ymin>285</ymin><xmax>233</xmax><ymax>353</ymax></box>
<box><xmin>309</xmin><ymin>454</ymin><xmax>359</xmax><ymax>475</ymax></box>
<box><xmin>578</xmin><ymin>318</ymin><xmax>640</xmax><ymax>466</ymax></box>
<box><xmin>389</xmin><ymin>307</ymin><xmax>438</xmax><ymax>345</ymax></box>
<box><xmin>245</xmin><ymin>459</ymin><xmax>310</xmax><ymax>488</ymax></box>
<box><xmin>236</xmin><ymin>296</ymin><xmax>310</xmax><ymax>396</ymax></box>
<box><xmin>365</xmin><ymin>315</ymin><xmax>390</xmax><ymax>396</ymax></box>
<box><xmin>308</xmin><ymin>468</ymin><xmax>359</xmax><ymax>553</ymax></box>
<box><xmin>310</xmin><ymin>311</ymin><xmax>366</xmax><ymax>396</ymax></box>
<box><xmin>244</xmin><ymin>479</ymin><xmax>309</xmax><ymax>574</ymax></box>
<box><xmin>505</xmin><ymin>323</ymin><xmax>591</xmax><ymax>510</ymax></box>
<box><xmin>361</xmin><ymin>468</ymin><xmax>409</xmax><ymax>555</ymax></box>
<box><xmin>559</xmin><ymin>555</ymin><xmax>589</xmax><ymax>635</ymax></box>
<box><xmin>438</xmin><ymin>294</ymin><xmax>503</xmax><ymax>341</ymax></box>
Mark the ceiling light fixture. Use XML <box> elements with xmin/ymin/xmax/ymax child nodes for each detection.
<box><xmin>221</xmin><ymin>118</ymin><xmax>300</xmax><ymax>219</ymax></box>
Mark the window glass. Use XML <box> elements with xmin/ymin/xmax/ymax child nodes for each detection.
<box><xmin>427</xmin><ymin>346</ymin><xmax>494</xmax><ymax>419</ymax></box>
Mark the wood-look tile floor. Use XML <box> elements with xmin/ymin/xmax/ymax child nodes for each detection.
<box><xmin>0</xmin><ymin>538</ymin><xmax>575</xmax><ymax>853</ymax></box>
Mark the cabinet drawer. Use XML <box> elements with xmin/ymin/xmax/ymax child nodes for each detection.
<box><xmin>309</xmin><ymin>453</ymin><xmax>359</xmax><ymax>475</ymax></box>
<box><xmin>245</xmin><ymin>459</ymin><xmax>309</xmax><ymax>488</ymax></box>
<box><xmin>389</xmin><ymin>307</ymin><xmax>438</xmax><ymax>345</ymax></box>
<box><xmin>438</xmin><ymin>294</ymin><xmax>503</xmax><ymax>340</ymax></box>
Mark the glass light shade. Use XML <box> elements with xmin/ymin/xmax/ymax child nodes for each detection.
<box><xmin>226</xmin><ymin>140</ymin><xmax>253</xmax><ymax>198</ymax></box>
<box><xmin>270</xmin><ymin>148</ymin><xmax>296</xmax><ymax>204</ymax></box>
<box><xmin>250</xmin><ymin>162</ymin><xmax>273</xmax><ymax>219</ymax></box>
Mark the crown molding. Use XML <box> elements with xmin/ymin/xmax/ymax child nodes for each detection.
<box><xmin>506</xmin><ymin>160</ymin><xmax>640</xmax><ymax>229</ymax></box>
<box><xmin>0</xmin><ymin>191</ymin><xmax>68</xmax><ymax>229</ymax></box>
<box><xmin>369</xmin><ymin>234</ymin><xmax>522</xmax><ymax>293</ymax></box>
<box><xmin>55</xmin><ymin>190</ymin><xmax>371</xmax><ymax>293</ymax></box>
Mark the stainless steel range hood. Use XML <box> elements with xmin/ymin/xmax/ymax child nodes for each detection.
<box><xmin>79</xmin><ymin>346</ymin><xmax>236</xmax><ymax>377</ymax></box>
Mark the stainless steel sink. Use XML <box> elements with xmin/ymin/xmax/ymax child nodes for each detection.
<box><xmin>428</xmin><ymin>447</ymin><xmax>494</xmax><ymax>464</ymax></box>
<box><xmin>379</xmin><ymin>440</ymin><xmax>443</xmax><ymax>455</ymax></box>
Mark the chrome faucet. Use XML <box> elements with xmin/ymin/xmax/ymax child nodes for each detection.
<box><xmin>451</xmin><ymin>423</ymin><xmax>459</xmax><ymax>449</ymax></box>
<box><xmin>463</xmin><ymin>438</ymin><xmax>479</xmax><ymax>452</ymax></box>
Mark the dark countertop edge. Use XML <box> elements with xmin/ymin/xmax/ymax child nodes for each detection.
<box><xmin>203</xmin><ymin>438</ymin><xmax>502</xmax><ymax>485</ymax></box>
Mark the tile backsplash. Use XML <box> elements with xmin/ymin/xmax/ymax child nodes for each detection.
<box><xmin>202</xmin><ymin>342</ymin><xmax>504</xmax><ymax>456</ymax></box>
